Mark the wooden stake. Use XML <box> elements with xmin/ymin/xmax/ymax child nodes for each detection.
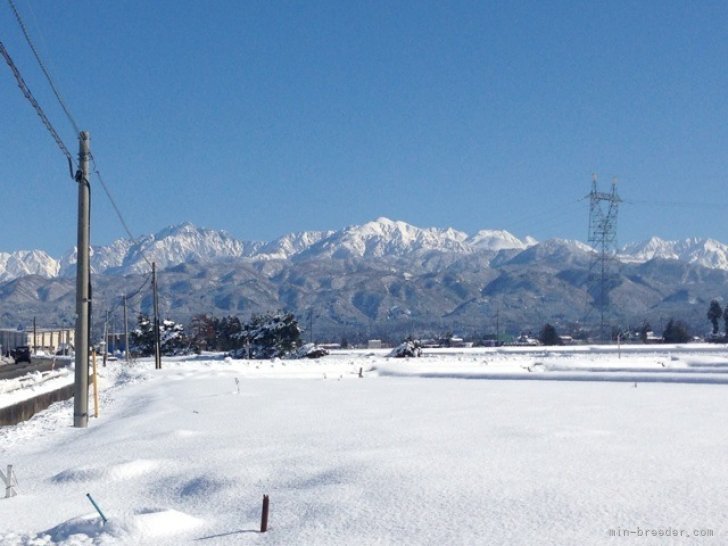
<box><xmin>260</xmin><ymin>494</ymin><xmax>269</xmax><ymax>532</ymax></box>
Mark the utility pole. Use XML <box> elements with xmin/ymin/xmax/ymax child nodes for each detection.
<box><xmin>495</xmin><ymin>304</ymin><xmax>500</xmax><ymax>343</ymax></box>
<box><xmin>152</xmin><ymin>262</ymin><xmax>162</xmax><ymax>369</ymax></box>
<box><xmin>33</xmin><ymin>316</ymin><xmax>36</xmax><ymax>354</ymax></box>
<box><xmin>74</xmin><ymin>131</ymin><xmax>91</xmax><ymax>428</ymax></box>
<box><xmin>102</xmin><ymin>310</ymin><xmax>109</xmax><ymax>367</ymax></box>
<box><xmin>111</xmin><ymin>314</ymin><xmax>116</xmax><ymax>354</ymax></box>
<box><xmin>308</xmin><ymin>309</ymin><xmax>314</xmax><ymax>344</ymax></box>
<box><xmin>123</xmin><ymin>294</ymin><xmax>130</xmax><ymax>364</ymax></box>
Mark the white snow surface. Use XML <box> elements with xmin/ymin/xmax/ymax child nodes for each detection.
<box><xmin>1</xmin><ymin>346</ymin><xmax>727</xmax><ymax>545</ymax></box>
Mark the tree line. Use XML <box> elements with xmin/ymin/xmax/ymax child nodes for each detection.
<box><xmin>130</xmin><ymin>311</ymin><xmax>302</xmax><ymax>358</ymax></box>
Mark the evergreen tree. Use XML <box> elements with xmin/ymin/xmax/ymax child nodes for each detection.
<box><xmin>189</xmin><ymin>314</ymin><xmax>216</xmax><ymax>351</ymax></box>
<box><xmin>129</xmin><ymin>313</ymin><xmax>189</xmax><ymax>356</ymax></box>
<box><xmin>234</xmin><ymin>311</ymin><xmax>301</xmax><ymax>359</ymax></box>
<box><xmin>129</xmin><ymin>314</ymin><xmax>156</xmax><ymax>356</ymax></box>
<box><xmin>662</xmin><ymin>318</ymin><xmax>691</xmax><ymax>343</ymax></box>
<box><xmin>707</xmin><ymin>300</ymin><xmax>722</xmax><ymax>334</ymax></box>
<box><xmin>539</xmin><ymin>323</ymin><xmax>562</xmax><ymax>346</ymax></box>
<box><xmin>215</xmin><ymin>316</ymin><xmax>242</xmax><ymax>351</ymax></box>
<box><xmin>159</xmin><ymin>319</ymin><xmax>188</xmax><ymax>354</ymax></box>
<box><xmin>723</xmin><ymin>307</ymin><xmax>728</xmax><ymax>340</ymax></box>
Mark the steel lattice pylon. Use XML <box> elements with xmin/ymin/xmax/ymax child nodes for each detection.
<box><xmin>587</xmin><ymin>174</ymin><xmax>621</xmax><ymax>340</ymax></box>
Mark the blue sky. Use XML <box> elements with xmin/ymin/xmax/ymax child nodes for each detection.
<box><xmin>1</xmin><ymin>0</ymin><xmax>727</xmax><ymax>256</ymax></box>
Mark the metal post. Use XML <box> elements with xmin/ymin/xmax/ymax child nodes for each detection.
<box><xmin>74</xmin><ymin>131</ymin><xmax>91</xmax><ymax>428</ymax></box>
<box><xmin>152</xmin><ymin>262</ymin><xmax>161</xmax><ymax>369</ymax></box>
<box><xmin>2</xmin><ymin>465</ymin><xmax>17</xmax><ymax>498</ymax></box>
<box><xmin>33</xmin><ymin>317</ymin><xmax>36</xmax><ymax>355</ymax></box>
<box><xmin>86</xmin><ymin>493</ymin><xmax>108</xmax><ymax>524</ymax></box>
<box><xmin>618</xmin><ymin>332</ymin><xmax>622</xmax><ymax>359</ymax></box>
<box><xmin>260</xmin><ymin>494</ymin><xmax>270</xmax><ymax>532</ymax></box>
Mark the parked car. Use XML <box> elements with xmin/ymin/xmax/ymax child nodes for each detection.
<box><xmin>13</xmin><ymin>345</ymin><xmax>31</xmax><ymax>364</ymax></box>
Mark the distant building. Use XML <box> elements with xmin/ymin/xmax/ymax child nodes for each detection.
<box><xmin>367</xmin><ymin>339</ymin><xmax>382</xmax><ymax>349</ymax></box>
<box><xmin>644</xmin><ymin>331</ymin><xmax>663</xmax><ymax>344</ymax></box>
<box><xmin>0</xmin><ymin>327</ymin><xmax>75</xmax><ymax>355</ymax></box>
<box><xmin>513</xmin><ymin>333</ymin><xmax>540</xmax><ymax>346</ymax></box>
<box><xmin>448</xmin><ymin>337</ymin><xmax>474</xmax><ymax>348</ymax></box>
<box><xmin>420</xmin><ymin>338</ymin><xmax>441</xmax><ymax>348</ymax></box>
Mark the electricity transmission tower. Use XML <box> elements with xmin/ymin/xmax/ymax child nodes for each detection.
<box><xmin>587</xmin><ymin>174</ymin><xmax>621</xmax><ymax>341</ymax></box>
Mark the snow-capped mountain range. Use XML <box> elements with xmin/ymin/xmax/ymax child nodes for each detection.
<box><xmin>0</xmin><ymin>250</ymin><xmax>60</xmax><ymax>281</ymax></box>
<box><xmin>4</xmin><ymin>217</ymin><xmax>728</xmax><ymax>340</ymax></box>
<box><xmin>1</xmin><ymin>217</ymin><xmax>727</xmax><ymax>281</ymax></box>
<box><xmin>619</xmin><ymin>237</ymin><xmax>728</xmax><ymax>270</ymax></box>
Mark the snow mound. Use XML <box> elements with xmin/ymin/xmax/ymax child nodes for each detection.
<box><xmin>43</xmin><ymin>514</ymin><xmax>124</xmax><ymax>543</ymax></box>
<box><xmin>1</xmin><ymin>509</ymin><xmax>203</xmax><ymax>545</ymax></box>
<box><xmin>1</xmin><ymin>513</ymin><xmax>124</xmax><ymax>545</ymax></box>
<box><xmin>130</xmin><ymin>508</ymin><xmax>204</xmax><ymax>537</ymax></box>
<box><xmin>52</xmin><ymin>460</ymin><xmax>161</xmax><ymax>484</ymax></box>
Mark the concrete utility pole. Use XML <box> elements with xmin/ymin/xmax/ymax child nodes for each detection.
<box><xmin>152</xmin><ymin>262</ymin><xmax>162</xmax><ymax>369</ymax></box>
<box><xmin>123</xmin><ymin>294</ymin><xmax>130</xmax><ymax>364</ymax></box>
<box><xmin>74</xmin><ymin>131</ymin><xmax>91</xmax><ymax>428</ymax></box>
<box><xmin>496</xmin><ymin>304</ymin><xmax>500</xmax><ymax>343</ymax></box>
<box><xmin>102</xmin><ymin>310</ymin><xmax>109</xmax><ymax>367</ymax></box>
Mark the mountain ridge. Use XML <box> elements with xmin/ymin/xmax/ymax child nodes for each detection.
<box><xmin>2</xmin><ymin>218</ymin><xmax>727</xmax><ymax>341</ymax></box>
<box><xmin>5</xmin><ymin>218</ymin><xmax>728</xmax><ymax>282</ymax></box>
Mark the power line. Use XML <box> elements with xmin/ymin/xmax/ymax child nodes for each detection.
<box><xmin>7</xmin><ymin>0</ymin><xmax>150</xmax><ymax>267</ymax></box>
<box><xmin>625</xmin><ymin>199</ymin><xmax>728</xmax><ymax>209</ymax></box>
<box><xmin>0</xmin><ymin>39</ymin><xmax>75</xmax><ymax>178</ymax></box>
<box><xmin>90</xmin><ymin>156</ymin><xmax>152</xmax><ymax>268</ymax></box>
<box><xmin>7</xmin><ymin>0</ymin><xmax>80</xmax><ymax>135</ymax></box>
<box><xmin>102</xmin><ymin>272</ymin><xmax>154</xmax><ymax>319</ymax></box>
<box><xmin>498</xmin><ymin>197</ymin><xmax>585</xmax><ymax>236</ymax></box>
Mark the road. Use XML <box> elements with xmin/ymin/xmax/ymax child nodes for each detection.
<box><xmin>0</xmin><ymin>356</ymin><xmax>72</xmax><ymax>381</ymax></box>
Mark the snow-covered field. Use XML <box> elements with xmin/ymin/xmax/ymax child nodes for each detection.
<box><xmin>1</xmin><ymin>345</ymin><xmax>727</xmax><ymax>545</ymax></box>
